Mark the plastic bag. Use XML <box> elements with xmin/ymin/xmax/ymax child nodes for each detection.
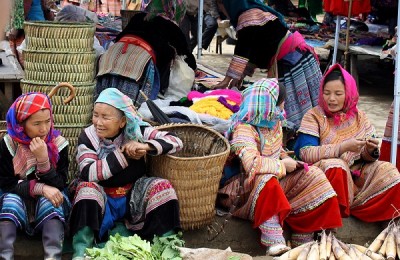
<box><xmin>164</xmin><ymin>55</ymin><xmax>195</xmax><ymax>101</ymax></box>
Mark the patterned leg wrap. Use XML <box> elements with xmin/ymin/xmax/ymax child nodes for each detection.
<box><xmin>259</xmin><ymin>215</ymin><xmax>285</xmax><ymax>247</ymax></box>
<box><xmin>291</xmin><ymin>232</ymin><xmax>314</xmax><ymax>247</ymax></box>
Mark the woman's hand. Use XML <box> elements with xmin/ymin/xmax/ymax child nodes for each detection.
<box><xmin>30</xmin><ymin>137</ymin><xmax>49</xmax><ymax>162</ymax></box>
<box><xmin>281</xmin><ymin>157</ymin><xmax>297</xmax><ymax>173</ymax></box>
<box><xmin>213</xmin><ymin>76</ymin><xmax>233</xmax><ymax>89</ymax></box>
<box><xmin>340</xmin><ymin>138</ymin><xmax>366</xmax><ymax>154</ymax></box>
<box><xmin>121</xmin><ymin>141</ymin><xmax>152</xmax><ymax>160</ymax></box>
<box><xmin>42</xmin><ymin>185</ymin><xmax>63</xmax><ymax>208</ymax></box>
<box><xmin>365</xmin><ymin>138</ymin><xmax>379</xmax><ymax>154</ymax></box>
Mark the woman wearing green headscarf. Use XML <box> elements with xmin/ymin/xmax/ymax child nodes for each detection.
<box><xmin>69</xmin><ymin>88</ymin><xmax>183</xmax><ymax>260</ymax></box>
<box><xmin>214</xmin><ymin>0</ymin><xmax>322</xmax><ymax>131</ymax></box>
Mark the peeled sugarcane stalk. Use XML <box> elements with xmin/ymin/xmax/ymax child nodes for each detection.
<box><xmin>368</xmin><ymin>227</ymin><xmax>388</xmax><ymax>253</ymax></box>
<box><xmin>332</xmin><ymin>236</ymin><xmax>352</xmax><ymax>260</ymax></box>
<box><xmin>307</xmin><ymin>241</ymin><xmax>320</xmax><ymax>260</ymax></box>
<box><xmin>351</xmin><ymin>244</ymin><xmax>385</xmax><ymax>260</ymax></box>
<box><xmin>326</xmin><ymin>232</ymin><xmax>333</xmax><ymax>258</ymax></box>
<box><xmin>385</xmin><ymin>227</ymin><xmax>396</xmax><ymax>260</ymax></box>
<box><xmin>319</xmin><ymin>231</ymin><xmax>327</xmax><ymax>260</ymax></box>
<box><xmin>298</xmin><ymin>243</ymin><xmax>312</xmax><ymax>260</ymax></box>
<box><xmin>276</xmin><ymin>242</ymin><xmax>313</xmax><ymax>260</ymax></box>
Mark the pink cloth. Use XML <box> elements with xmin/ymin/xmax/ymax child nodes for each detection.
<box><xmin>187</xmin><ymin>89</ymin><xmax>242</xmax><ymax>105</ymax></box>
<box><xmin>318</xmin><ymin>64</ymin><xmax>359</xmax><ymax>125</ymax></box>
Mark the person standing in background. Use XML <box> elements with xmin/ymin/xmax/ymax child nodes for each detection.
<box><xmin>180</xmin><ymin>0</ymin><xmax>220</xmax><ymax>52</ymax></box>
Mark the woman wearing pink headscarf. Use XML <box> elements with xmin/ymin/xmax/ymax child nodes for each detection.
<box><xmin>294</xmin><ymin>64</ymin><xmax>400</xmax><ymax>222</ymax></box>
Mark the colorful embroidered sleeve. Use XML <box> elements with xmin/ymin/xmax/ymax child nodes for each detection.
<box><xmin>142</xmin><ymin>126</ymin><xmax>183</xmax><ymax>156</ymax></box>
<box><xmin>226</xmin><ymin>55</ymin><xmax>249</xmax><ymax>80</ymax></box>
<box><xmin>294</xmin><ymin>133</ymin><xmax>340</xmax><ymax>163</ymax></box>
<box><xmin>231</xmin><ymin>124</ymin><xmax>285</xmax><ymax>178</ymax></box>
<box><xmin>77</xmin><ymin>132</ymin><xmax>129</xmax><ymax>183</ymax></box>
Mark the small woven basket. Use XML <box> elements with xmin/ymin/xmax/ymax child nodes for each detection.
<box><xmin>147</xmin><ymin>123</ymin><xmax>230</xmax><ymax>230</ymax></box>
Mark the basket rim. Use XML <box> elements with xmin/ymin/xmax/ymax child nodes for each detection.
<box><xmin>24</xmin><ymin>21</ymin><xmax>95</xmax><ymax>28</ymax></box>
<box><xmin>154</xmin><ymin>123</ymin><xmax>230</xmax><ymax>161</ymax></box>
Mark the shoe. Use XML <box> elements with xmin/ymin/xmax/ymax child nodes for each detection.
<box><xmin>266</xmin><ymin>244</ymin><xmax>291</xmax><ymax>256</ymax></box>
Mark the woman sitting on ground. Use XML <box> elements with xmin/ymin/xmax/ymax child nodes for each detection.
<box><xmin>294</xmin><ymin>64</ymin><xmax>400</xmax><ymax>222</ymax></box>
<box><xmin>0</xmin><ymin>93</ymin><xmax>70</xmax><ymax>260</ymax></box>
<box><xmin>218</xmin><ymin>78</ymin><xmax>342</xmax><ymax>256</ymax></box>
<box><xmin>69</xmin><ymin>88</ymin><xmax>183</xmax><ymax>260</ymax></box>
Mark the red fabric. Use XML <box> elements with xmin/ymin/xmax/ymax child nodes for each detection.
<box><xmin>253</xmin><ymin>178</ymin><xmax>290</xmax><ymax>228</ymax></box>
<box><xmin>323</xmin><ymin>0</ymin><xmax>371</xmax><ymax>16</ymax></box>
<box><xmin>352</xmin><ymin>182</ymin><xmax>400</xmax><ymax>222</ymax></box>
<box><xmin>16</xmin><ymin>94</ymin><xmax>51</xmax><ymax>122</ymax></box>
<box><xmin>285</xmin><ymin>197</ymin><xmax>342</xmax><ymax>233</ymax></box>
<box><xmin>326</xmin><ymin>167</ymin><xmax>350</xmax><ymax>217</ymax></box>
<box><xmin>380</xmin><ymin>140</ymin><xmax>400</xmax><ymax>170</ymax></box>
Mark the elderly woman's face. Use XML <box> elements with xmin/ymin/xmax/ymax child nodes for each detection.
<box><xmin>92</xmin><ymin>103</ymin><xmax>126</xmax><ymax>139</ymax></box>
<box><xmin>323</xmin><ymin>79</ymin><xmax>346</xmax><ymax>113</ymax></box>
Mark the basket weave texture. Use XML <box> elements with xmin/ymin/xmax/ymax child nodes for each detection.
<box><xmin>0</xmin><ymin>121</ymin><xmax>6</xmax><ymax>140</ymax></box>
<box><xmin>147</xmin><ymin>123</ymin><xmax>230</xmax><ymax>230</ymax></box>
<box><xmin>24</xmin><ymin>21</ymin><xmax>95</xmax><ymax>52</ymax></box>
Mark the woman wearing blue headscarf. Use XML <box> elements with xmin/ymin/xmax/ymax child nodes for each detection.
<box><xmin>69</xmin><ymin>88</ymin><xmax>183</xmax><ymax>260</ymax></box>
<box><xmin>214</xmin><ymin>0</ymin><xmax>322</xmax><ymax>130</ymax></box>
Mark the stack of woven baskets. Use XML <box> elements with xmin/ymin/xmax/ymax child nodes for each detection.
<box><xmin>21</xmin><ymin>21</ymin><xmax>97</xmax><ymax>180</ymax></box>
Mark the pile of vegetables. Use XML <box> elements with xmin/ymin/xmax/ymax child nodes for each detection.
<box><xmin>85</xmin><ymin>232</ymin><xmax>185</xmax><ymax>260</ymax></box>
<box><xmin>275</xmin><ymin>230</ymin><xmax>387</xmax><ymax>260</ymax></box>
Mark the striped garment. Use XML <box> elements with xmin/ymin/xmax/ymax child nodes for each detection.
<box><xmin>236</xmin><ymin>9</ymin><xmax>278</xmax><ymax>31</ymax></box>
<box><xmin>219</xmin><ymin>122</ymin><xmax>336</xmax><ymax>220</ymax></box>
<box><xmin>278</xmin><ymin>51</ymin><xmax>321</xmax><ymax>128</ymax></box>
<box><xmin>297</xmin><ymin>106</ymin><xmax>400</xmax><ymax>208</ymax></box>
<box><xmin>97</xmin><ymin>41</ymin><xmax>152</xmax><ymax>82</ymax></box>
<box><xmin>0</xmin><ymin>192</ymin><xmax>70</xmax><ymax>235</ymax></box>
<box><xmin>77</xmin><ymin>125</ymin><xmax>182</xmax><ymax>182</ymax></box>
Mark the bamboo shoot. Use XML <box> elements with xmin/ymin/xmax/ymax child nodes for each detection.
<box><xmin>332</xmin><ymin>236</ymin><xmax>352</xmax><ymax>260</ymax></box>
<box><xmin>385</xmin><ymin>229</ymin><xmax>396</xmax><ymax>260</ymax></box>
<box><xmin>319</xmin><ymin>231</ymin><xmax>327</xmax><ymax>260</ymax></box>
<box><xmin>368</xmin><ymin>227</ymin><xmax>388</xmax><ymax>253</ymax></box>
<box><xmin>351</xmin><ymin>244</ymin><xmax>385</xmax><ymax>260</ymax></box>
<box><xmin>297</xmin><ymin>243</ymin><xmax>312</xmax><ymax>260</ymax></box>
<box><xmin>278</xmin><ymin>242</ymin><xmax>313</xmax><ymax>260</ymax></box>
<box><xmin>326</xmin><ymin>232</ymin><xmax>332</xmax><ymax>258</ymax></box>
<box><xmin>307</xmin><ymin>241</ymin><xmax>320</xmax><ymax>260</ymax></box>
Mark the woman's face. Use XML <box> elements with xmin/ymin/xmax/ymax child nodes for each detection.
<box><xmin>92</xmin><ymin>103</ymin><xmax>126</xmax><ymax>139</ymax></box>
<box><xmin>323</xmin><ymin>79</ymin><xmax>346</xmax><ymax>113</ymax></box>
<box><xmin>24</xmin><ymin>109</ymin><xmax>51</xmax><ymax>139</ymax></box>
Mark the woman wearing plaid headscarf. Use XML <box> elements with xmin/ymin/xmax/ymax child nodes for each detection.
<box><xmin>69</xmin><ymin>88</ymin><xmax>183</xmax><ymax>260</ymax></box>
<box><xmin>218</xmin><ymin>78</ymin><xmax>341</xmax><ymax>256</ymax></box>
<box><xmin>0</xmin><ymin>93</ymin><xmax>70</xmax><ymax>260</ymax></box>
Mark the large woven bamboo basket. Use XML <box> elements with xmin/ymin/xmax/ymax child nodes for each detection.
<box><xmin>24</xmin><ymin>21</ymin><xmax>95</xmax><ymax>52</ymax></box>
<box><xmin>25</xmin><ymin>69</ymin><xmax>95</xmax><ymax>83</ymax></box>
<box><xmin>23</xmin><ymin>50</ymin><xmax>96</xmax><ymax>65</ymax></box>
<box><xmin>147</xmin><ymin>123</ymin><xmax>230</xmax><ymax>230</ymax></box>
<box><xmin>21</xmin><ymin>80</ymin><xmax>95</xmax><ymax>96</ymax></box>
